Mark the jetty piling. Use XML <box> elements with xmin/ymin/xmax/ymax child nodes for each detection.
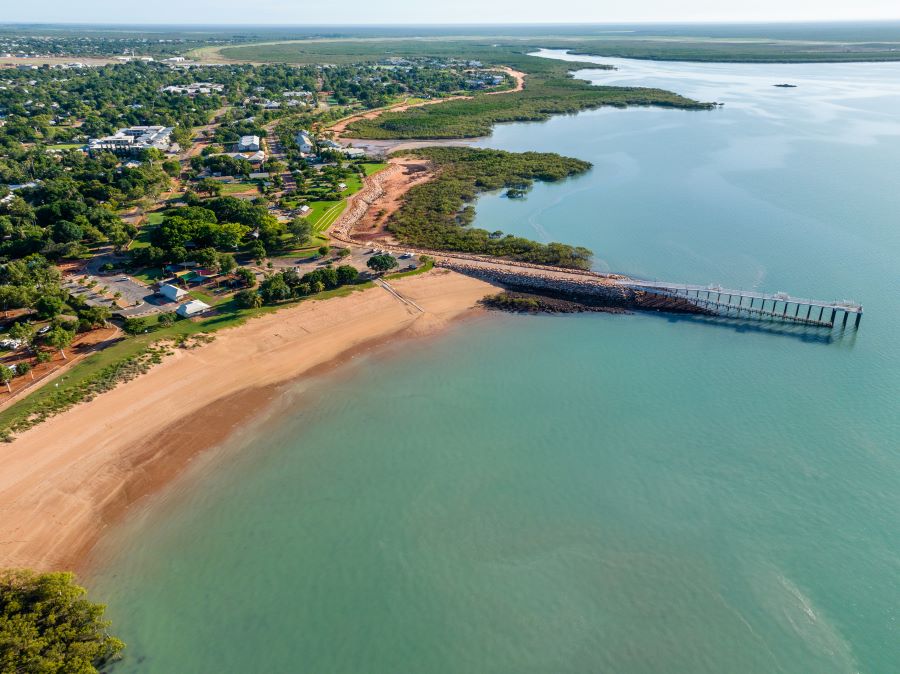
<box><xmin>621</xmin><ymin>281</ymin><xmax>862</xmax><ymax>329</ymax></box>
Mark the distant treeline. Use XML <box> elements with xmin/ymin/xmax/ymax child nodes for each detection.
<box><xmin>388</xmin><ymin>147</ymin><xmax>593</xmax><ymax>269</ymax></box>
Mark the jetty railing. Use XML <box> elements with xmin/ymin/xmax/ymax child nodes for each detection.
<box><xmin>621</xmin><ymin>281</ymin><xmax>862</xmax><ymax>329</ymax></box>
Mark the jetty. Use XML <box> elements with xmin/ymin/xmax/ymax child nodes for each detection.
<box><xmin>432</xmin><ymin>257</ymin><xmax>863</xmax><ymax>330</ymax></box>
<box><xmin>621</xmin><ymin>281</ymin><xmax>863</xmax><ymax>328</ymax></box>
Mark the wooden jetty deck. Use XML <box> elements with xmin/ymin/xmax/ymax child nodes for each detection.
<box><xmin>621</xmin><ymin>281</ymin><xmax>863</xmax><ymax>328</ymax></box>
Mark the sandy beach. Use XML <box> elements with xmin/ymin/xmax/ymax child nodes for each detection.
<box><xmin>0</xmin><ymin>271</ymin><xmax>497</xmax><ymax>572</ymax></box>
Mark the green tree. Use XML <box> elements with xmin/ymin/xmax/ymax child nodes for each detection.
<box><xmin>16</xmin><ymin>360</ymin><xmax>33</xmax><ymax>380</ymax></box>
<box><xmin>0</xmin><ymin>364</ymin><xmax>13</xmax><ymax>392</ymax></box>
<box><xmin>218</xmin><ymin>253</ymin><xmax>237</xmax><ymax>274</ymax></box>
<box><xmin>51</xmin><ymin>219</ymin><xmax>84</xmax><ymax>244</ymax></box>
<box><xmin>336</xmin><ymin>265</ymin><xmax>359</xmax><ymax>285</ymax></box>
<box><xmin>0</xmin><ymin>285</ymin><xmax>30</xmax><ymax>316</ymax></box>
<box><xmin>35</xmin><ymin>295</ymin><xmax>65</xmax><ymax>319</ymax></box>
<box><xmin>213</xmin><ymin>222</ymin><xmax>250</xmax><ymax>250</ymax></box>
<box><xmin>235</xmin><ymin>267</ymin><xmax>256</xmax><ymax>287</ymax></box>
<box><xmin>79</xmin><ymin>305</ymin><xmax>111</xmax><ymax>329</ymax></box>
<box><xmin>288</xmin><ymin>217</ymin><xmax>312</xmax><ymax>245</ymax></box>
<box><xmin>122</xmin><ymin>317</ymin><xmax>146</xmax><ymax>336</ymax></box>
<box><xmin>162</xmin><ymin>159</ymin><xmax>182</xmax><ymax>177</ymax></box>
<box><xmin>9</xmin><ymin>321</ymin><xmax>36</xmax><ymax>352</ymax></box>
<box><xmin>235</xmin><ymin>289</ymin><xmax>263</xmax><ymax>309</ymax></box>
<box><xmin>250</xmin><ymin>239</ymin><xmax>267</xmax><ymax>263</ymax></box>
<box><xmin>157</xmin><ymin>312</ymin><xmax>176</xmax><ymax>327</ymax></box>
<box><xmin>197</xmin><ymin>178</ymin><xmax>223</xmax><ymax>197</ymax></box>
<box><xmin>367</xmin><ymin>254</ymin><xmax>398</xmax><ymax>272</ymax></box>
<box><xmin>318</xmin><ymin>245</ymin><xmax>330</xmax><ymax>257</ymax></box>
<box><xmin>195</xmin><ymin>247</ymin><xmax>220</xmax><ymax>271</ymax></box>
<box><xmin>259</xmin><ymin>274</ymin><xmax>291</xmax><ymax>303</ymax></box>
<box><xmin>0</xmin><ymin>569</ymin><xmax>124</xmax><ymax>673</ymax></box>
<box><xmin>46</xmin><ymin>326</ymin><xmax>75</xmax><ymax>359</ymax></box>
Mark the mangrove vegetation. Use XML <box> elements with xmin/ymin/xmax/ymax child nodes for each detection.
<box><xmin>388</xmin><ymin>147</ymin><xmax>593</xmax><ymax>269</ymax></box>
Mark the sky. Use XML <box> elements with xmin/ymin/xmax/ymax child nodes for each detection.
<box><xmin>5</xmin><ymin>0</ymin><xmax>900</xmax><ymax>25</ymax></box>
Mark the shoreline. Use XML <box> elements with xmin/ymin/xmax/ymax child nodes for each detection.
<box><xmin>0</xmin><ymin>271</ymin><xmax>499</xmax><ymax>573</ymax></box>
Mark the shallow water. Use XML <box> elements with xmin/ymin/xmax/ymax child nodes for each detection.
<box><xmin>93</xmin><ymin>53</ymin><xmax>900</xmax><ymax>673</ymax></box>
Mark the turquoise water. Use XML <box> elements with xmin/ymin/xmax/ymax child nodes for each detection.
<box><xmin>93</xmin><ymin>54</ymin><xmax>900</xmax><ymax>673</ymax></box>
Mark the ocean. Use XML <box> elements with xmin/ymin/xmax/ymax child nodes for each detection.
<box><xmin>92</xmin><ymin>52</ymin><xmax>900</xmax><ymax>673</ymax></box>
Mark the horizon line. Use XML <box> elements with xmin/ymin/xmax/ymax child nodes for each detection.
<box><xmin>3</xmin><ymin>19</ymin><xmax>900</xmax><ymax>27</ymax></box>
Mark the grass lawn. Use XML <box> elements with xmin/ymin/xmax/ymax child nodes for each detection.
<box><xmin>342</xmin><ymin>174</ymin><xmax>363</xmax><ymax>194</ymax></box>
<box><xmin>219</xmin><ymin>182</ymin><xmax>261</xmax><ymax>195</ymax></box>
<box><xmin>129</xmin><ymin>227</ymin><xmax>155</xmax><ymax>251</ymax></box>
<box><xmin>131</xmin><ymin>267</ymin><xmax>165</xmax><ymax>284</ymax></box>
<box><xmin>361</xmin><ymin>162</ymin><xmax>388</xmax><ymax>176</ymax></box>
<box><xmin>189</xmin><ymin>288</ymin><xmax>231</xmax><ymax>307</ymax></box>
<box><xmin>47</xmin><ymin>143</ymin><xmax>85</xmax><ymax>151</ymax></box>
<box><xmin>146</xmin><ymin>212</ymin><xmax>165</xmax><ymax>226</ymax></box>
<box><xmin>386</xmin><ymin>258</ymin><xmax>433</xmax><ymax>279</ymax></box>
<box><xmin>307</xmin><ymin>200</ymin><xmax>347</xmax><ymax>234</ymax></box>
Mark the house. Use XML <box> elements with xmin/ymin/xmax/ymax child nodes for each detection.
<box><xmin>298</xmin><ymin>204</ymin><xmax>311</xmax><ymax>215</ymax></box>
<box><xmin>295</xmin><ymin>131</ymin><xmax>313</xmax><ymax>153</ymax></box>
<box><xmin>238</xmin><ymin>135</ymin><xmax>260</xmax><ymax>152</ymax></box>
<box><xmin>176</xmin><ymin>300</ymin><xmax>211</xmax><ymax>318</ymax></box>
<box><xmin>222</xmin><ymin>150</ymin><xmax>266</xmax><ymax>166</ymax></box>
<box><xmin>337</xmin><ymin>182</ymin><xmax>347</xmax><ymax>191</ymax></box>
<box><xmin>158</xmin><ymin>283</ymin><xmax>187</xmax><ymax>301</ymax></box>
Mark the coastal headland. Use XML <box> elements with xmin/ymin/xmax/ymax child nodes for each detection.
<box><xmin>0</xmin><ymin>271</ymin><xmax>498</xmax><ymax>572</ymax></box>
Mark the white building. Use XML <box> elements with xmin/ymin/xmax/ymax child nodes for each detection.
<box><xmin>238</xmin><ymin>135</ymin><xmax>261</xmax><ymax>152</ymax></box>
<box><xmin>176</xmin><ymin>300</ymin><xmax>211</xmax><ymax>318</ymax></box>
<box><xmin>158</xmin><ymin>283</ymin><xmax>187</xmax><ymax>302</ymax></box>
<box><xmin>161</xmin><ymin>82</ymin><xmax>224</xmax><ymax>95</ymax></box>
<box><xmin>88</xmin><ymin>126</ymin><xmax>174</xmax><ymax>156</ymax></box>
<box><xmin>296</xmin><ymin>131</ymin><xmax>313</xmax><ymax>153</ymax></box>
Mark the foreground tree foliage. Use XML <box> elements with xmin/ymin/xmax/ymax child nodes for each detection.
<box><xmin>389</xmin><ymin>147</ymin><xmax>594</xmax><ymax>269</ymax></box>
<box><xmin>0</xmin><ymin>569</ymin><xmax>124</xmax><ymax>673</ymax></box>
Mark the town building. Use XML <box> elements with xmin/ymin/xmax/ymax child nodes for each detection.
<box><xmin>158</xmin><ymin>283</ymin><xmax>187</xmax><ymax>302</ymax></box>
<box><xmin>161</xmin><ymin>82</ymin><xmax>224</xmax><ymax>95</ymax></box>
<box><xmin>296</xmin><ymin>131</ymin><xmax>313</xmax><ymax>153</ymax></box>
<box><xmin>176</xmin><ymin>299</ymin><xmax>211</xmax><ymax>318</ymax></box>
<box><xmin>88</xmin><ymin>126</ymin><xmax>174</xmax><ymax>156</ymax></box>
<box><xmin>238</xmin><ymin>135</ymin><xmax>261</xmax><ymax>152</ymax></box>
<box><xmin>221</xmin><ymin>150</ymin><xmax>266</xmax><ymax>166</ymax></box>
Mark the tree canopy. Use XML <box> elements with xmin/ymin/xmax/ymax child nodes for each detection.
<box><xmin>0</xmin><ymin>569</ymin><xmax>124</xmax><ymax>673</ymax></box>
